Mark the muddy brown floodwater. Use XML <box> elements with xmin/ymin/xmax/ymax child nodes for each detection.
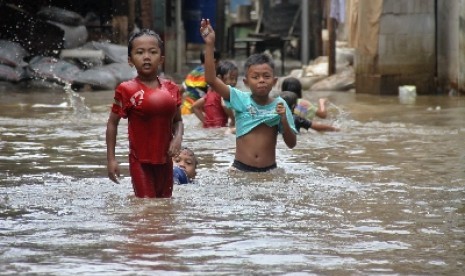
<box><xmin>0</xmin><ymin>83</ymin><xmax>464</xmax><ymax>275</ymax></box>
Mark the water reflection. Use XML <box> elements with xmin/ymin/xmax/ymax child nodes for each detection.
<box><xmin>0</xmin><ymin>85</ymin><xmax>464</xmax><ymax>275</ymax></box>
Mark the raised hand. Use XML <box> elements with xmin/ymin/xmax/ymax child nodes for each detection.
<box><xmin>200</xmin><ymin>18</ymin><xmax>215</xmax><ymax>45</ymax></box>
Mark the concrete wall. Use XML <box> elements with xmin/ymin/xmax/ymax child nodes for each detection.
<box><xmin>460</xmin><ymin>0</ymin><xmax>465</xmax><ymax>93</ymax></box>
<box><xmin>356</xmin><ymin>0</ymin><xmax>436</xmax><ymax>95</ymax></box>
<box><xmin>437</xmin><ymin>0</ymin><xmax>459</xmax><ymax>92</ymax></box>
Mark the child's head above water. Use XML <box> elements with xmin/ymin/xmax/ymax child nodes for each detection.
<box><xmin>127</xmin><ymin>29</ymin><xmax>164</xmax><ymax>57</ymax></box>
<box><xmin>173</xmin><ymin>147</ymin><xmax>198</xmax><ymax>180</ymax></box>
<box><xmin>216</xmin><ymin>60</ymin><xmax>238</xmax><ymax>87</ymax></box>
<box><xmin>243</xmin><ymin>53</ymin><xmax>278</xmax><ymax>97</ymax></box>
<box><xmin>280</xmin><ymin>90</ymin><xmax>298</xmax><ymax>110</ymax></box>
<box><xmin>281</xmin><ymin>77</ymin><xmax>302</xmax><ymax>98</ymax></box>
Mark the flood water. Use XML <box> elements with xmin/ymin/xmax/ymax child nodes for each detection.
<box><xmin>1</xmin><ymin>83</ymin><xmax>464</xmax><ymax>275</ymax></box>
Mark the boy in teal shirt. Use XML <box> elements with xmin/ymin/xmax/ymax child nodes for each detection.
<box><xmin>200</xmin><ymin>19</ymin><xmax>297</xmax><ymax>172</ymax></box>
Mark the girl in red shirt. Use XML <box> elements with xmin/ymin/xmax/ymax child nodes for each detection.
<box><xmin>192</xmin><ymin>60</ymin><xmax>238</xmax><ymax>131</ymax></box>
<box><xmin>106</xmin><ymin>29</ymin><xmax>183</xmax><ymax>198</ymax></box>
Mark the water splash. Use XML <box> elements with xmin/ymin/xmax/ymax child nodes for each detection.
<box><xmin>328</xmin><ymin>101</ymin><xmax>350</xmax><ymax>127</ymax></box>
<box><xmin>63</xmin><ymin>82</ymin><xmax>91</xmax><ymax>117</ymax></box>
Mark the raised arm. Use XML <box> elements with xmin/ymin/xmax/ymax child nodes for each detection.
<box><xmin>200</xmin><ymin>19</ymin><xmax>230</xmax><ymax>101</ymax></box>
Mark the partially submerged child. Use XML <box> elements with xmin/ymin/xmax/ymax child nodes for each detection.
<box><xmin>192</xmin><ymin>60</ymin><xmax>237</xmax><ymax>130</ymax></box>
<box><xmin>173</xmin><ymin>147</ymin><xmax>198</xmax><ymax>185</ymax></box>
<box><xmin>282</xmin><ymin>77</ymin><xmax>328</xmax><ymax>119</ymax></box>
<box><xmin>281</xmin><ymin>77</ymin><xmax>339</xmax><ymax>132</ymax></box>
<box><xmin>280</xmin><ymin>91</ymin><xmax>315</xmax><ymax>132</ymax></box>
<box><xmin>200</xmin><ymin>19</ymin><xmax>297</xmax><ymax>172</ymax></box>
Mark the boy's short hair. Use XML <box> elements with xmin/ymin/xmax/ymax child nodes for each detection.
<box><xmin>200</xmin><ymin>50</ymin><xmax>221</xmax><ymax>64</ymax></box>
<box><xmin>280</xmin><ymin>91</ymin><xmax>298</xmax><ymax>109</ymax></box>
<box><xmin>244</xmin><ymin>53</ymin><xmax>275</xmax><ymax>74</ymax></box>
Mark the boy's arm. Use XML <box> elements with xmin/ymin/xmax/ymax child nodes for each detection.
<box><xmin>276</xmin><ymin>103</ymin><xmax>297</xmax><ymax>149</ymax></box>
<box><xmin>200</xmin><ymin>19</ymin><xmax>230</xmax><ymax>101</ymax></box>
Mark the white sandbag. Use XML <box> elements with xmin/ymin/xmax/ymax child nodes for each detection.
<box><xmin>75</xmin><ymin>68</ymin><xmax>118</xmax><ymax>90</ymax></box>
<box><xmin>0</xmin><ymin>64</ymin><xmax>28</xmax><ymax>82</ymax></box>
<box><xmin>0</xmin><ymin>40</ymin><xmax>29</xmax><ymax>67</ymax></box>
<box><xmin>28</xmin><ymin>56</ymin><xmax>82</xmax><ymax>84</ymax></box>
<box><xmin>304</xmin><ymin>56</ymin><xmax>329</xmax><ymax>77</ymax></box>
<box><xmin>37</xmin><ymin>6</ymin><xmax>84</xmax><ymax>26</ymax></box>
<box><xmin>60</xmin><ymin>49</ymin><xmax>105</xmax><ymax>68</ymax></box>
<box><xmin>300</xmin><ymin>76</ymin><xmax>327</xmax><ymax>90</ymax></box>
<box><xmin>82</xmin><ymin>41</ymin><xmax>128</xmax><ymax>64</ymax></box>
<box><xmin>99</xmin><ymin>63</ymin><xmax>137</xmax><ymax>84</ymax></box>
<box><xmin>310</xmin><ymin>67</ymin><xmax>355</xmax><ymax>91</ymax></box>
<box><xmin>48</xmin><ymin>21</ymin><xmax>88</xmax><ymax>49</ymax></box>
<box><xmin>336</xmin><ymin>47</ymin><xmax>355</xmax><ymax>66</ymax></box>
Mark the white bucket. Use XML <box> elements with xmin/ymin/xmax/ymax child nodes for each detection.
<box><xmin>399</xmin><ymin>85</ymin><xmax>417</xmax><ymax>104</ymax></box>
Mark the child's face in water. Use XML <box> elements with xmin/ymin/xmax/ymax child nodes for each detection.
<box><xmin>173</xmin><ymin>149</ymin><xmax>197</xmax><ymax>179</ymax></box>
<box><xmin>221</xmin><ymin>69</ymin><xmax>239</xmax><ymax>87</ymax></box>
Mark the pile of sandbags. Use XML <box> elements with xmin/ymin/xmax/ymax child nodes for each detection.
<box><xmin>0</xmin><ymin>5</ymin><xmax>136</xmax><ymax>91</ymax></box>
<box><xmin>277</xmin><ymin>47</ymin><xmax>356</xmax><ymax>92</ymax></box>
<box><xmin>37</xmin><ymin>6</ymin><xmax>88</xmax><ymax>49</ymax></box>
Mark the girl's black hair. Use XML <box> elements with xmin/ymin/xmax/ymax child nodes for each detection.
<box><xmin>216</xmin><ymin>60</ymin><xmax>238</xmax><ymax>78</ymax></box>
<box><xmin>281</xmin><ymin>77</ymin><xmax>302</xmax><ymax>98</ymax></box>
<box><xmin>128</xmin><ymin>29</ymin><xmax>164</xmax><ymax>56</ymax></box>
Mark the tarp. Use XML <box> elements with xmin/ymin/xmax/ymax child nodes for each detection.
<box><xmin>347</xmin><ymin>0</ymin><xmax>382</xmax><ymax>56</ymax></box>
<box><xmin>347</xmin><ymin>0</ymin><xmax>382</xmax><ymax>74</ymax></box>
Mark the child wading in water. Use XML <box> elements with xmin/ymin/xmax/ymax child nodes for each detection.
<box><xmin>106</xmin><ymin>29</ymin><xmax>183</xmax><ymax>198</ymax></box>
<box><xmin>192</xmin><ymin>60</ymin><xmax>237</xmax><ymax>131</ymax></box>
<box><xmin>200</xmin><ymin>19</ymin><xmax>297</xmax><ymax>172</ymax></box>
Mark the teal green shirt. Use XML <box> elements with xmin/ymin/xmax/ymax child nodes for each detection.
<box><xmin>225</xmin><ymin>86</ymin><xmax>297</xmax><ymax>137</ymax></box>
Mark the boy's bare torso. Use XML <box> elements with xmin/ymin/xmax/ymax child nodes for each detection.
<box><xmin>235</xmin><ymin>124</ymin><xmax>278</xmax><ymax>168</ymax></box>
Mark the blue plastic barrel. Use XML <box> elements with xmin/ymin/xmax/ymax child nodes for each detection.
<box><xmin>183</xmin><ymin>0</ymin><xmax>216</xmax><ymax>43</ymax></box>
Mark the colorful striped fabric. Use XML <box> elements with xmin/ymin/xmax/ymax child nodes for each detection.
<box><xmin>181</xmin><ymin>65</ymin><xmax>209</xmax><ymax>115</ymax></box>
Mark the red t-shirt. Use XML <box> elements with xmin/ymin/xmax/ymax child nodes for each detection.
<box><xmin>111</xmin><ymin>77</ymin><xmax>181</xmax><ymax>164</ymax></box>
<box><xmin>203</xmin><ymin>89</ymin><xmax>228</xmax><ymax>128</ymax></box>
